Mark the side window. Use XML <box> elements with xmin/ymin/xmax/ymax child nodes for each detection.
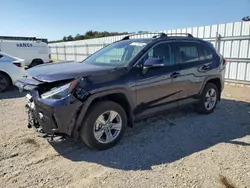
<box><xmin>0</xmin><ymin>54</ymin><xmax>16</xmax><ymax>62</ymax></box>
<box><xmin>203</xmin><ymin>45</ymin><xmax>213</xmax><ymax>60</ymax></box>
<box><xmin>176</xmin><ymin>43</ymin><xmax>199</xmax><ymax>63</ymax></box>
<box><xmin>0</xmin><ymin>55</ymin><xmax>3</xmax><ymax>62</ymax></box>
<box><xmin>144</xmin><ymin>43</ymin><xmax>172</xmax><ymax>66</ymax></box>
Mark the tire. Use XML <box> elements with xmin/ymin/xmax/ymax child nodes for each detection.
<box><xmin>29</xmin><ymin>59</ymin><xmax>44</xmax><ymax>68</ymax></box>
<box><xmin>195</xmin><ymin>83</ymin><xmax>219</xmax><ymax>114</ymax></box>
<box><xmin>80</xmin><ymin>101</ymin><xmax>127</xmax><ymax>150</ymax></box>
<box><xmin>0</xmin><ymin>73</ymin><xmax>11</xmax><ymax>92</ymax></box>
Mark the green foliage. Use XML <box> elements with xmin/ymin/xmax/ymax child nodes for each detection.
<box><xmin>67</xmin><ymin>35</ymin><xmax>74</xmax><ymax>41</ymax></box>
<box><xmin>49</xmin><ymin>31</ymin><xmax>129</xmax><ymax>43</ymax></box>
<box><xmin>242</xmin><ymin>16</ymin><xmax>250</xmax><ymax>21</ymax></box>
<box><xmin>62</xmin><ymin>36</ymin><xmax>67</xmax><ymax>41</ymax></box>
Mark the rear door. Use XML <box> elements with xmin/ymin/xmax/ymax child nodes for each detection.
<box><xmin>173</xmin><ymin>41</ymin><xmax>212</xmax><ymax>99</ymax></box>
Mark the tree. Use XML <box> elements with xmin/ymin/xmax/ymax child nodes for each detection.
<box><xmin>67</xmin><ymin>35</ymin><xmax>74</xmax><ymax>41</ymax></box>
<box><xmin>242</xmin><ymin>16</ymin><xmax>250</xmax><ymax>21</ymax></box>
<box><xmin>75</xmin><ymin>34</ymin><xmax>82</xmax><ymax>40</ymax></box>
<box><xmin>49</xmin><ymin>31</ymin><xmax>130</xmax><ymax>43</ymax></box>
<box><xmin>138</xmin><ymin>31</ymin><xmax>149</xmax><ymax>34</ymax></box>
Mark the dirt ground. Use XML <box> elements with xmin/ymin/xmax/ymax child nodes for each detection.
<box><xmin>0</xmin><ymin>84</ymin><xmax>250</xmax><ymax>188</ymax></box>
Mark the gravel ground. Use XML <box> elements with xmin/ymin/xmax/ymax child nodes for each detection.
<box><xmin>0</xmin><ymin>84</ymin><xmax>250</xmax><ymax>188</ymax></box>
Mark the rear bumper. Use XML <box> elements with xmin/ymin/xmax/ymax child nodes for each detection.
<box><xmin>27</xmin><ymin>90</ymin><xmax>84</xmax><ymax>136</ymax></box>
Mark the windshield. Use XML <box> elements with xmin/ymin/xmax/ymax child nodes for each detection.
<box><xmin>83</xmin><ymin>40</ymin><xmax>151</xmax><ymax>67</ymax></box>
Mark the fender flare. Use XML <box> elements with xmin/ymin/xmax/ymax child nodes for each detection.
<box><xmin>198</xmin><ymin>75</ymin><xmax>222</xmax><ymax>100</ymax></box>
<box><xmin>72</xmin><ymin>88</ymin><xmax>135</xmax><ymax>137</ymax></box>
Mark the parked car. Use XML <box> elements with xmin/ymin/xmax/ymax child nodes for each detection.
<box><xmin>0</xmin><ymin>39</ymin><xmax>50</xmax><ymax>68</ymax></box>
<box><xmin>15</xmin><ymin>33</ymin><xmax>226</xmax><ymax>150</ymax></box>
<box><xmin>0</xmin><ymin>52</ymin><xmax>25</xmax><ymax>92</ymax></box>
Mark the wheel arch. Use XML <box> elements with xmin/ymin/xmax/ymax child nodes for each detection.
<box><xmin>72</xmin><ymin>89</ymin><xmax>135</xmax><ymax>138</ymax></box>
<box><xmin>199</xmin><ymin>76</ymin><xmax>222</xmax><ymax>101</ymax></box>
<box><xmin>32</xmin><ymin>58</ymin><xmax>44</xmax><ymax>63</ymax></box>
<box><xmin>0</xmin><ymin>70</ymin><xmax>13</xmax><ymax>85</ymax></box>
<box><xmin>29</xmin><ymin>58</ymin><xmax>44</xmax><ymax>67</ymax></box>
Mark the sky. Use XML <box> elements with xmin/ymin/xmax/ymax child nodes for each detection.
<box><xmin>1</xmin><ymin>0</ymin><xmax>250</xmax><ymax>41</ymax></box>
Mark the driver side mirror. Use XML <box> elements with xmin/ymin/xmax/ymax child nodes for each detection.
<box><xmin>144</xmin><ymin>57</ymin><xmax>164</xmax><ymax>68</ymax></box>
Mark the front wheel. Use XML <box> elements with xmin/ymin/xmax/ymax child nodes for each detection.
<box><xmin>29</xmin><ymin>59</ymin><xmax>44</xmax><ymax>68</ymax></box>
<box><xmin>80</xmin><ymin>101</ymin><xmax>127</xmax><ymax>150</ymax></box>
<box><xmin>0</xmin><ymin>73</ymin><xmax>11</xmax><ymax>92</ymax></box>
<box><xmin>196</xmin><ymin>83</ymin><xmax>219</xmax><ymax>114</ymax></box>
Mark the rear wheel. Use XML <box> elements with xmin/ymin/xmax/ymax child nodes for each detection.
<box><xmin>29</xmin><ymin>59</ymin><xmax>44</xmax><ymax>68</ymax></box>
<box><xmin>81</xmin><ymin>101</ymin><xmax>127</xmax><ymax>150</ymax></box>
<box><xmin>0</xmin><ymin>73</ymin><xmax>11</xmax><ymax>92</ymax></box>
<box><xmin>196</xmin><ymin>83</ymin><xmax>219</xmax><ymax>114</ymax></box>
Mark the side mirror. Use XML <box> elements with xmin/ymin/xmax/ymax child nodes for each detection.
<box><xmin>144</xmin><ymin>58</ymin><xmax>164</xmax><ymax>68</ymax></box>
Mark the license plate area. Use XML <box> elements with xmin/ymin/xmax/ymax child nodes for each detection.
<box><xmin>25</xmin><ymin>94</ymin><xmax>35</xmax><ymax>109</ymax></box>
<box><xmin>25</xmin><ymin>94</ymin><xmax>38</xmax><ymax>128</ymax></box>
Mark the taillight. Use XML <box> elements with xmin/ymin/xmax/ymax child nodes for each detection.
<box><xmin>13</xmin><ymin>63</ymin><xmax>22</xmax><ymax>67</ymax></box>
<box><xmin>223</xmin><ymin>59</ymin><xmax>228</xmax><ymax>65</ymax></box>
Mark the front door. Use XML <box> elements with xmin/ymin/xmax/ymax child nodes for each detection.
<box><xmin>135</xmin><ymin>42</ymin><xmax>182</xmax><ymax>115</ymax></box>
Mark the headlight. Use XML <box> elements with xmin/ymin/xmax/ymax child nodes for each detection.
<box><xmin>41</xmin><ymin>80</ymin><xmax>78</xmax><ymax>99</ymax></box>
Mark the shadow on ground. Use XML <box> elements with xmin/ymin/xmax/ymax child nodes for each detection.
<box><xmin>0</xmin><ymin>86</ymin><xmax>27</xmax><ymax>99</ymax></box>
<box><xmin>50</xmin><ymin>98</ymin><xmax>250</xmax><ymax>170</ymax></box>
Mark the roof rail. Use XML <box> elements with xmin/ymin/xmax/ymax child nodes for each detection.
<box><xmin>121</xmin><ymin>32</ymin><xmax>194</xmax><ymax>40</ymax></box>
<box><xmin>166</xmin><ymin>33</ymin><xmax>193</xmax><ymax>37</ymax></box>
<box><xmin>121</xmin><ymin>33</ymin><xmax>167</xmax><ymax>40</ymax></box>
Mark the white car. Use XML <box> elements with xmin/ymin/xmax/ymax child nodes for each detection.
<box><xmin>0</xmin><ymin>52</ymin><xmax>25</xmax><ymax>92</ymax></box>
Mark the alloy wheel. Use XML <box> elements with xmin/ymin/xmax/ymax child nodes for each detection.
<box><xmin>204</xmin><ymin>88</ymin><xmax>217</xmax><ymax>110</ymax></box>
<box><xmin>93</xmin><ymin>110</ymin><xmax>122</xmax><ymax>144</ymax></box>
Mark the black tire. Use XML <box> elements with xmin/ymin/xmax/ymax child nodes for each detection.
<box><xmin>195</xmin><ymin>83</ymin><xmax>219</xmax><ymax>114</ymax></box>
<box><xmin>0</xmin><ymin>73</ymin><xmax>11</xmax><ymax>92</ymax></box>
<box><xmin>80</xmin><ymin>101</ymin><xmax>127</xmax><ymax>150</ymax></box>
<box><xmin>29</xmin><ymin>59</ymin><xmax>44</xmax><ymax>68</ymax></box>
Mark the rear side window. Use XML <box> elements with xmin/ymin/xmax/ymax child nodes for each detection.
<box><xmin>0</xmin><ymin>55</ymin><xmax>15</xmax><ymax>62</ymax></box>
<box><xmin>175</xmin><ymin>43</ymin><xmax>200</xmax><ymax>63</ymax></box>
<box><xmin>202</xmin><ymin>43</ymin><xmax>214</xmax><ymax>60</ymax></box>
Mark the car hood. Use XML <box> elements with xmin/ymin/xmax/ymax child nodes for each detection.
<box><xmin>25</xmin><ymin>61</ymin><xmax>117</xmax><ymax>83</ymax></box>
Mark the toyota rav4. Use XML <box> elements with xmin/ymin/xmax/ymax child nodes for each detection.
<box><xmin>15</xmin><ymin>33</ymin><xmax>226</xmax><ymax>150</ymax></box>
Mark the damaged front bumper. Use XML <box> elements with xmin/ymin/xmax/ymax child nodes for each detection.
<box><xmin>25</xmin><ymin>90</ymin><xmax>84</xmax><ymax>140</ymax></box>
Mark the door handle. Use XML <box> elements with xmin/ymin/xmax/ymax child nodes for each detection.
<box><xmin>170</xmin><ymin>72</ymin><xmax>180</xmax><ymax>78</ymax></box>
<box><xmin>201</xmin><ymin>64</ymin><xmax>210</xmax><ymax>70</ymax></box>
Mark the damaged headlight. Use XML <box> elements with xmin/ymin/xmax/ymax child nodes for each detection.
<box><xmin>41</xmin><ymin>80</ymin><xmax>78</xmax><ymax>99</ymax></box>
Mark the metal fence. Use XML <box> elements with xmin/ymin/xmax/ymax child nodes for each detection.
<box><xmin>49</xmin><ymin>21</ymin><xmax>250</xmax><ymax>84</ymax></box>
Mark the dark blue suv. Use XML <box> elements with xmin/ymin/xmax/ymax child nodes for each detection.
<box><xmin>16</xmin><ymin>33</ymin><xmax>227</xmax><ymax>150</ymax></box>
